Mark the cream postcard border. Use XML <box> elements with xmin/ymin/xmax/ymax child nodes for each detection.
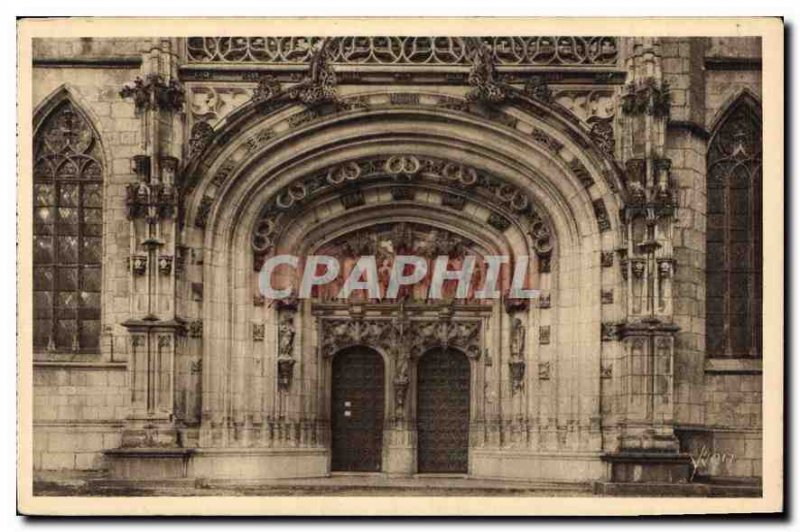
<box><xmin>16</xmin><ymin>16</ymin><xmax>784</xmax><ymax>516</ymax></box>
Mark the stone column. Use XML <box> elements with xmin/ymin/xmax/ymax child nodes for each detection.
<box><xmin>603</xmin><ymin>37</ymin><xmax>692</xmax><ymax>484</ymax></box>
<box><xmin>117</xmin><ymin>39</ymin><xmax>186</xmax><ymax>449</ymax></box>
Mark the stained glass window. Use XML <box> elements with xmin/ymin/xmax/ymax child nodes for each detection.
<box><xmin>33</xmin><ymin>102</ymin><xmax>103</xmax><ymax>352</ymax></box>
<box><xmin>706</xmin><ymin>97</ymin><xmax>762</xmax><ymax>358</ymax></box>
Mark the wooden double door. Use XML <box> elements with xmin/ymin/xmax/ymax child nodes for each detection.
<box><xmin>330</xmin><ymin>347</ymin><xmax>470</xmax><ymax>474</ymax></box>
<box><xmin>416</xmin><ymin>348</ymin><xmax>471</xmax><ymax>473</ymax></box>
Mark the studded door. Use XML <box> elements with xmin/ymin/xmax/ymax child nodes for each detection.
<box><xmin>416</xmin><ymin>348</ymin><xmax>471</xmax><ymax>473</ymax></box>
<box><xmin>331</xmin><ymin>347</ymin><xmax>385</xmax><ymax>472</ymax></box>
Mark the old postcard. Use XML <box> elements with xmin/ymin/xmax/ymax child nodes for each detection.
<box><xmin>17</xmin><ymin>17</ymin><xmax>783</xmax><ymax>516</ymax></box>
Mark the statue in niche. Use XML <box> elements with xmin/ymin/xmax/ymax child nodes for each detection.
<box><xmin>278</xmin><ymin>315</ymin><xmax>296</xmax><ymax>358</ymax></box>
<box><xmin>376</xmin><ymin>236</ymin><xmax>396</xmax><ymax>301</ymax></box>
<box><xmin>277</xmin><ymin>315</ymin><xmax>296</xmax><ymax>391</ymax></box>
<box><xmin>511</xmin><ymin>317</ymin><xmax>525</xmax><ymax>358</ymax></box>
<box><xmin>509</xmin><ymin>317</ymin><xmax>526</xmax><ymax>393</ymax></box>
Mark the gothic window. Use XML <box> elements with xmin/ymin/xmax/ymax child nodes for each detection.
<box><xmin>33</xmin><ymin>101</ymin><xmax>103</xmax><ymax>352</ymax></box>
<box><xmin>706</xmin><ymin>96</ymin><xmax>762</xmax><ymax>358</ymax></box>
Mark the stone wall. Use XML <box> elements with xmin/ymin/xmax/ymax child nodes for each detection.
<box><xmin>32</xmin><ymin>365</ymin><xmax>127</xmax><ymax>470</ymax></box>
<box><xmin>32</xmin><ymin>38</ymin><xmax>148</xmax><ymax>472</ymax></box>
<box><xmin>662</xmin><ymin>36</ymin><xmax>763</xmax><ymax>481</ymax></box>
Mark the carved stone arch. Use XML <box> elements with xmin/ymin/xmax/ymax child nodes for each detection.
<box><xmin>247</xmin><ymin>154</ymin><xmax>554</xmax><ymax>270</ymax></box>
<box><xmin>191</xmin><ymin>108</ymin><xmax>604</xmax><ymax>257</ymax></box>
<box><xmin>195</xmin><ymin>96</ymin><xmax>613</xmax><ymax>442</ymax></box>
<box><xmin>182</xmin><ymin>89</ymin><xmax>628</xmax><ymax>220</ymax></box>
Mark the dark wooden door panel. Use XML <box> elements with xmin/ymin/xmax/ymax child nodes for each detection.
<box><xmin>331</xmin><ymin>347</ymin><xmax>385</xmax><ymax>472</ymax></box>
<box><xmin>417</xmin><ymin>348</ymin><xmax>470</xmax><ymax>473</ymax></box>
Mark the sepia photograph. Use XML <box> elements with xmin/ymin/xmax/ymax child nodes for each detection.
<box><xmin>15</xmin><ymin>16</ymin><xmax>784</xmax><ymax>516</ymax></box>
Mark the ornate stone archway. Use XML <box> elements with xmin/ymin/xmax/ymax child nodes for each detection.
<box><xmin>108</xmin><ymin>41</ymin><xmax>684</xmax><ymax>482</ymax></box>
<box><xmin>178</xmin><ymin>94</ymin><xmax>618</xmax><ymax>480</ymax></box>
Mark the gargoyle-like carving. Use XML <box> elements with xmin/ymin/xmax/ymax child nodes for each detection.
<box><xmin>252</xmin><ymin>75</ymin><xmax>282</xmax><ymax>104</ymax></box>
<box><xmin>465</xmin><ymin>39</ymin><xmax>509</xmax><ymax>104</ymax></box>
<box><xmin>120</xmin><ymin>74</ymin><xmax>185</xmax><ymax>114</ymax></box>
<box><xmin>250</xmin><ymin>39</ymin><xmax>338</xmax><ymax>109</ymax></box>
<box><xmin>189</xmin><ymin>121</ymin><xmax>215</xmax><ymax>158</ymax></box>
<box><xmin>601</xmin><ymin>289</ymin><xmax>614</xmax><ymax>304</ymax></box>
<box><xmin>621</xmin><ymin>78</ymin><xmax>671</xmax><ymax>118</ymax></box>
<box><xmin>588</xmin><ymin>116</ymin><xmax>615</xmax><ymax>155</ymax></box>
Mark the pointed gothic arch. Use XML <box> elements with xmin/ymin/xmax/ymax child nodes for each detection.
<box><xmin>32</xmin><ymin>90</ymin><xmax>106</xmax><ymax>353</ymax></box>
<box><xmin>706</xmin><ymin>91</ymin><xmax>762</xmax><ymax>358</ymax></box>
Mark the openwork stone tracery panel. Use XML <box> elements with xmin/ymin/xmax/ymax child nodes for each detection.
<box><xmin>186</xmin><ymin>36</ymin><xmax>619</xmax><ymax>66</ymax></box>
<box><xmin>319</xmin><ymin>314</ymin><xmax>482</xmax><ymax>361</ymax></box>
<box><xmin>33</xmin><ymin>101</ymin><xmax>104</xmax><ymax>352</ymax></box>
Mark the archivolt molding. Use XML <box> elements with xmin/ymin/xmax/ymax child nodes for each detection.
<box><xmin>249</xmin><ymin>154</ymin><xmax>554</xmax><ymax>265</ymax></box>
<box><xmin>184</xmin><ymin>101</ymin><xmax>624</xmax><ymax>268</ymax></box>
<box><xmin>182</xmin><ymin>89</ymin><xmax>626</xmax><ymax>206</ymax></box>
<box><xmin>283</xmin><ymin>205</ymin><xmax>523</xmax><ymax>274</ymax></box>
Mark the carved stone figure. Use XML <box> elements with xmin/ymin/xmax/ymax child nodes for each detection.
<box><xmin>465</xmin><ymin>40</ymin><xmax>508</xmax><ymax>104</ymax></box>
<box><xmin>509</xmin><ymin>318</ymin><xmax>526</xmax><ymax>394</ymax></box>
<box><xmin>511</xmin><ymin>318</ymin><xmax>525</xmax><ymax>358</ymax></box>
<box><xmin>523</xmin><ymin>75</ymin><xmax>552</xmax><ymax>103</ymax></box>
<box><xmin>278</xmin><ymin>316</ymin><xmax>296</xmax><ymax>358</ymax></box>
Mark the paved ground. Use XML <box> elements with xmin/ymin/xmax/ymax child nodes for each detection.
<box><xmin>33</xmin><ymin>473</ymin><xmax>593</xmax><ymax>497</ymax></box>
<box><xmin>32</xmin><ymin>472</ymin><xmax>761</xmax><ymax>498</ymax></box>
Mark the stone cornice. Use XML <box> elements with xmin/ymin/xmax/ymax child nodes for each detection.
<box><xmin>667</xmin><ymin>119</ymin><xmax>711</xmax><ymax>140</ymax></box>
<box><xmin>704</xmin><ymin>357</ymin><xmax>762</xmax><ymax>374</ymax></box>
<box><xmin>704</xmin><ymin>56</ymin><xmax>762</xmax><ymax>71</ymax></box>
<box><xmin>616</xmin><ymin>318</ymin><xmax>681</xmax><ymax>338</ymax></box>
<box><xmin>121</xmin><ymin>318</ymin><xmax>187</xmax><ymax>333</ymax></box>
<box><xmin>33</xmin><ymin>56</ymin><xmax>142</xmax><ymax>68</ymax></box>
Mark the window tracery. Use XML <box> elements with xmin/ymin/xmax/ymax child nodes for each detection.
<box><xmin>33</xmin><ymin>101</ymin><xmax>103</xmax><ymax>352</ymax></box>
<box><xmin>706</xmin><ymin>98</ymin><xmax>762</xmax><ymax>358</ymax></box>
